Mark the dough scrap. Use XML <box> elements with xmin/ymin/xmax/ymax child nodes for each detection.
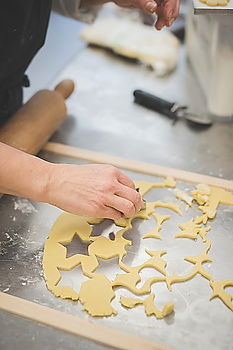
<box><xmin>79</xmin><ymin>274</ymin><xmax>117</xmax><ymax>316</ymax></box>
<box><xmin>199</xmin><ymin>226</ymin><xmax>211</xmax><ymax>242</ymax></box>
<box><xmin>175</xmin><ymin>219</ymin><xmax>201</xmax><ymax>240</ymax></box>
<box><xmin>174</xmin><ymin>219</ymin><xmax>211</xmax><ymax>242</ymax></box>
<box><xmin>192</xmin><ymin>185</ymin><xmax>233</xmax><ymax>220</ymax></box>
<box><xmin>166</xmin><ymin>240</ymin><xmax>213</xmax><ymax>290</ymax></box>
<box><xmin>144</xmin><ymin>294</ymin><xmax>174</xmax><ymax>319</ymax></box>
<box><xmin>113</xmin><ymin>250</ymin><xmax>167</xmax><ymax>295</ymax></box>
<box><xmin>209</xmin><ymin>280</ymin><xmax>233</xmax><ymax>311</ymax></box>
<box><xmin>143</xmin><ymin>213</ymin><xmax>170</xmax><ymax>239</ymax></box>
<box><xmin>135</xmin><ymin>176</ymin><xmax>176</xmax><ymax>197</ymax></box>
<box><xmin>120</xmin><ymin>294</ymin><xmax>174</xmax><ymax>319</ymax></box>
<box><xmin>176</xmin><ymin>189</ymin><xmax>193</xmax><ymax>207</ymax></box>
<box><xmin>120</xmin><ymin>296</ymin><xmax>143</xmax><ymax>308</ymax></box>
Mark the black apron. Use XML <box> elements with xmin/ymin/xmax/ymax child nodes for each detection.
<box><xmin>0</xmin><ymin>0</ymin><xmax>52</xmax><ymax>125</ymax></box>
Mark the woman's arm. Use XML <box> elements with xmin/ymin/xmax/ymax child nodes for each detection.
<box><xmin>0</xmin><ymin>142</ymin><xmax>50</xmax><ymax>201</ymax></box>
<box><xmin>0</xmin><ymin>142</ymin><xmax>142</xmax><ymax>220</ymax></box>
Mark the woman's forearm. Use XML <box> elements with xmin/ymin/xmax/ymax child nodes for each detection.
<box><xmin>0</xmin><ymin>142</ymin><xmax>51</xmax><ymax>201</ymax></box>
<box><xmin>0</xmin><ymin>142</ymin><xmax>142</xmax><ymax>220</ymax></box>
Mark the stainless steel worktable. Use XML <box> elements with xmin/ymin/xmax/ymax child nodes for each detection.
<box><xmin>0</xmin><ymin>16</ymin><xmax>233</xmax><ymax>350</ymax></box>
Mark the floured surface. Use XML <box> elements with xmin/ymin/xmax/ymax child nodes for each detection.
<box><xmin>1</xmin><ymin>168</ymin><xmax>233</xmax><ymax>350</ymax></box>
<box><xmin>43</xmin><ymin>178</ymin><xmax>233</xmax><ymax>318</ymax></box>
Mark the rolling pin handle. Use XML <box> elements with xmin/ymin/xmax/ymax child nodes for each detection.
<box><xmin>54</xmin><ymin>79</ymin><xmax>75</xmax><ymax>100</ymax></box>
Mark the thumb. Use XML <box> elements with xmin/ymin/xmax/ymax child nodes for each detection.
<box><xmin>139</xmin><ymin>0</ymin><xmax>157</xmax><ymax>13</ymax></box>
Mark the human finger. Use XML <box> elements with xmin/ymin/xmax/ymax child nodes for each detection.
<box><xmin>139</xmin><ymin>0</ymin><xmax>157</xmax><ymax>13</ymax></box>
<box><xmin>162</xmin><ymin>0</ymin><xmax>180</xmax><ymax>26</ymax></box>
<box><xmin>106</xmin><ymin>195</ymin><xmax>136</xmax><ymax>218</ymax></box>
<box><xmin>165</xmin><ymin>17</ymin><xmax>174</xmax><ymax>27</ymax></box>
<box><xmin>170</xmin><ymin>0</ymin><xmax>180</xmax><ymax>19</ymax></box>
<box><xmin>103</xmin><ymin>206</ymin><xmax>123</xmax><ymax>220</ymax></box>
<box><xmin>174</xmin><ymin>0</ymin><xmax>180</xmax><ymax>19</ymax></box>
<box><xmin>155</xmin><ymin>16</ymin><xmax>166</xmax><ymax>30</ymax></box>
<box><xmin>117</xmin><ymin>170</ymin><xmax>135</xmax><ymax>190</ymax></box>
<box><xmin>115</xmin><ymin>184</ymin><xmax>143</xmax><ymax>212</ymax></box>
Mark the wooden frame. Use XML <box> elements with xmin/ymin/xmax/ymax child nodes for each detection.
<box><xmin>0</xmin><ymin>292</ymin><xmax>173</xmax><ymax>350</ymax></box>
<box><xmin>1</xmin><ymin>141</ymin><xmax>233</xmax><ymax>350</ymax></box>
<box><xmin>43</xmin><ymin>142</ymin><xmax>233</xmax><ymax>191</ymax></box>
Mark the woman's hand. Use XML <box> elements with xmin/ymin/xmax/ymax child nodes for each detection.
<box><xmin>113</xmin><ymin>0</ymin><xmax>180</xmax><ymax>30</ymax></box>
<box><xmin>80</xmin><ymin>0</ymin><xmax>180</xmax><ymax>30</ymax></box>
<box><xmin>46</xmin><ymin>163</ymin><xmax>143</xmax><ymax>220</ymax></box>
<box><xmin>154</xmin><ymin>0</ymin><xmax>180</xmax><ymax>30</ymax></box>
<box><xmin>0</xmin><ymin>143</ymin><xmax>142</xmax><ymax>220</ymax></box>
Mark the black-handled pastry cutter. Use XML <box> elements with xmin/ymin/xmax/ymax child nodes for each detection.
<box><xmin>133</xmin><ymin>89</ymin><xmax>213</xmax><ymax>127</ymax></box>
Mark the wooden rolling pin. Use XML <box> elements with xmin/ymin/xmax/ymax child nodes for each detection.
<box><xmin>0</xmin><ymin>79</ymin><xmax>74</xmax><ymax>155</ymax></box>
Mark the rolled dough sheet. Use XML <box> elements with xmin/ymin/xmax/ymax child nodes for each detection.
<box><xmin>42</xmin><ymin>181</ymin><xmax>233</xmax><ymax>317</ymax></box>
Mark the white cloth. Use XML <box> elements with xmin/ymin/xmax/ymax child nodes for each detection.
<box><xmin>52</xmin><ymin>0</ymin><xmax>100</xmax><ymax>23</ymax></box>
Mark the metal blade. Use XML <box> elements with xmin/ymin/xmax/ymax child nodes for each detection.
<box><xmin>184</xmin><ymin>111</ymin><xmax>213</xmax><ymax>126</ymax></box>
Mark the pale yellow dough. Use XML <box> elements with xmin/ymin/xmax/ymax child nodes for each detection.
<box><xmin>79</xmin><ymin>274</ymin><xmax>117</xmax><ymax>316</ymax></box>
<box><xmin>210</xmin><ymin>280</ymin><xmax>233</xmax><ymax>311</ymax></box>
<box><xmin>175</xmin><ymin>189</ymin><xmax>193</xmax><ymax>207</ymax></box>
<box><xmin>135</xmin><ymin>176</ymin><xmax>176</xmax><ymax>196</ymax></box>
<box><xmin>43</xmin><ymin>179</ymin><xmax>233</xmax><ymax>316</ymax></box>
<box><xmin>113</xmin><ymin>250</ymin><xmax>167</xmax><ymax>295</ymax></box>
<box><xmin>192</xmin><ymin>185</ymin><xmax>233</xmax><ymax>220</ymax></box>
<box><xmin>120</xmin><ymin>294</ymin><xmax>174</xmax><ymax>319</ymax></box>
<box><xmin>143</xmin><ymin>213</ymin><xmax>170</xmax><ymax>239</ymax></box>
<box><xmin>175</xmin><ymin>219</ymin><xmax>211</xmax><ymax>242</ymax></box>
<box><xmin>199</xmin><ymin>0</ymin><xmax>230</xmax><ymax>6</ymax></box>
<box><xmin>166</xmin><ymin>240</ymin><xmax>213</xmax><ymax>290</ymax></box>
